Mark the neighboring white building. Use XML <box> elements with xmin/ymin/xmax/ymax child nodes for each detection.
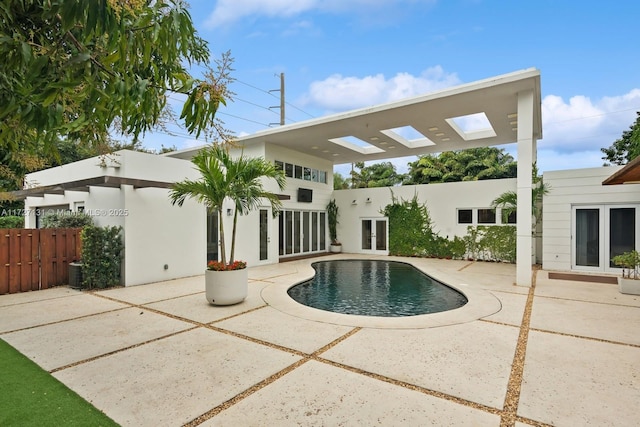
<box><xmin>19</xmin><ymin>68</ymin><xmax>639</xmax><ymax>288</ymax></box>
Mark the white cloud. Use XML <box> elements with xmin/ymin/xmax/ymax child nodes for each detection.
<box><xmin>301</xmin><ymin>66</ymin><xmax>461</xmax><ymax>111</ymax></box>
<box><xmin>205</xmin><ymin>0</ymin><xmax>436</xmax><ymax>28</ymax></box>
<box><xmin>540</xmin><ymin>89</ymin><xmax>640</xmax><ymax>153</ymax></box>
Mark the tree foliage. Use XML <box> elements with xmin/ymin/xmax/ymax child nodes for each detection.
<box><xmin>601</xmin><ymin>112</ymin><xmax>640</xmax><ymax>165</ymax></box>
<box><xmin>333</xmin><ymin>172</ymin><xmax>351</xmax><ymax>190</ymax></box>
<box><xmin>350</xmin><ymin>161</ymin><xmax>405</xmax><ymax>188</ymax></box>
<box><xmin>0</xmin><ymin>0</ymin><xmax>224</xmax><ymax>153</ymax></box>
<box><xmin>405</xmin><ymin>147</ymin><xmax>517</xmax><ymax>184</ymax></box>
<box><xmin>491</xmin><ymin>163</ymin><xmax>550</xmax><ymax>230</ymax></box>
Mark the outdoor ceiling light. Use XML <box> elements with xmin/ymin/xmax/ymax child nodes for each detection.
<box><xmin>370</xmin><ymin>137</ymin><xmax>379</xmax><ymax>141</ymax></box>
<box><xmin>507</xmin><ymin>113</ymin><xmax>518</xmax><ymax>119</ymax></box>
<box><xmin>428</xmin><ymin>127</ymin><xmax>439</xmax><ymax>132</ymax></box>
<box><xmin>441</xmin><ymin>138</ymin><xmax>451</xmax><ymax>142</ymax></box>
<box><xmin>435</xmin><ymin>132</ymin><xmax>445</xmax><ymax>137</ymax></box>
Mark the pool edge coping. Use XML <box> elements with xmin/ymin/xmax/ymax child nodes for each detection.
<box><xmin>260</xmin><ymin>258</ymin><xmax>502</xmax><ymax>329</ymax></box>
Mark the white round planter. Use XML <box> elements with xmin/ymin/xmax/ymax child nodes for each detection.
<box><xmin>205</xmin><ymin>268</ymin><xmax>248</xmax><ymax>305</ymax></box>
<box><xmin>329</xmin><ymin>244</ymin><xmax>342</xmax><ymax>253</ymax></box>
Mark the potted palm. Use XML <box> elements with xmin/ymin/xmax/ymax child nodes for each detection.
<box><xmin>170</xmin><ymin>144</ymin><xmax>286</xmax><ymax>305</ymax></box>
<box><xmin>612</xmin><ymin>250</ymin><xmax>640</xmax><ymax>295</ymax></box>
<box><xmin>327</xmin><ymin>199</ymin><xmax>342</xmax><ymax>253</ymax></box>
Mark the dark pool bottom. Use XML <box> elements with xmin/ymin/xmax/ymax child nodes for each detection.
<box><xmin>287</xmin><ymin>260</ymin><xmax>468</xmax><ymax>317</ymax></box>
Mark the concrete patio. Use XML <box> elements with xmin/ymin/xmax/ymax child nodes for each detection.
<box><xmin>1</xmin><ymin>254</ymin><xmax>639</xmax><ymax>426</ymax></box>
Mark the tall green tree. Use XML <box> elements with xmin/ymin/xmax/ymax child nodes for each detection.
<box><xmin>333</xmin><ymin>172</ymin><xmax>351</xmax><ymax>190</ymax></box>
<box><xmin>350</xmin><ymin>161</ymin><xmax>405</xmax><ymax>188</ymax></box>
<box><xmin>601</xmin><ymin>112</ymin><xmax>640</xmax><ymax>165</ymax></box>
<box><xmin>0</xmin><ymin>0</ymin><xmax>224</xmax><ymax>153</ymax></box>
<box><xmin>405</xmin><ymin>147</ymin><xmax>517</xmax><ymax>184</ymax></box>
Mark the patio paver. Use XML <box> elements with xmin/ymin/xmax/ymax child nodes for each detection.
<box><xmin>320</xmin><ymin>321</ymin><xmax>519</xmax><ymax>409</ymax></box>
<box><xmin>518</xmin><ymin>330</ymin><xmax>640</xmax><ymax>426</ymax></box>
<box><xmin>2</xmin><ymin>307</ymin><xmax>194</xmax><ymax>371</ymax></box>
<box><xmin>52</xmin><ymin>327</ymin><xmax>302</xmax><ymax>427</ymax></box>
<box><xmin>203</xmin><ymin>360</ymin><xmax>501</xmax><ymax>426</ymax></box>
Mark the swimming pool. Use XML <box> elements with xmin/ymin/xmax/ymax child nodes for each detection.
<box><xmin>287</xmin><ymin>260</ymin><xmax>468</xmax><ymax>317</ymax></box>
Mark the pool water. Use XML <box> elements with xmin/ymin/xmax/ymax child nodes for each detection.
<box><xmin>287</xmin><ymin>260</ymin><xmax>468</xmax><ymax>317</ymax></box>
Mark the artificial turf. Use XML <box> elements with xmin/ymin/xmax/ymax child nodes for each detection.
<box><xmin>0</xmin><ymin>339</ymin><xmax>119</xmax><ymax>427</ymax></box>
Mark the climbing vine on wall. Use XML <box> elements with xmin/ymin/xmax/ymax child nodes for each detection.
<box><xmin>381</xmin><ymin>193</ymin><xmax>465</xmax><ymax>259</ymax></box>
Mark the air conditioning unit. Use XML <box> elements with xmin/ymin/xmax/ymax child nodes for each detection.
<box><xmin>68</xmin><ymin>263</ymin><xmax>83</xmax><ymax>290</ymax></box>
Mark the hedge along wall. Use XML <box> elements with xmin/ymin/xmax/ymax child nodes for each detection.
<box><xmin>80</xmin><ymin>225</ymin><xmax>124</xmax><ymax>288</ymax></box>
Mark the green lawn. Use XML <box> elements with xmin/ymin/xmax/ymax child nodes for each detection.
<box><xmin>0</xmin><ymin>339</ymin><xmax>119</xmax><ymax>427</ymax></box>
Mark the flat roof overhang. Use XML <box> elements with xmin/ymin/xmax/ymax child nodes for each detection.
<box><xmin>602</xmin><ymin>156</ymin><xmax>640</xmax><ymax>185</ymax></box>
<box><xmin>4</xmin><ymin>176</ymin><xmax>175</xmax><ymax>201</ymax></box>
<box><xmin>168</xmin><ymin>68</ymin><xmax>542</xmax><ymax>164</ymax></box>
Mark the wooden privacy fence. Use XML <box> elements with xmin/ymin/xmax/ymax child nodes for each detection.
<box><xmin>0</xmin><ymin>228</ymin><xmax>82</xmax><ymax>294</ymax></box>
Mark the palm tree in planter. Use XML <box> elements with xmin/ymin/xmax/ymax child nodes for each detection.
<box><xmin>169</xmin><ymin>144</ymin><xmax>286</xmax><ymax>305</ymax></box>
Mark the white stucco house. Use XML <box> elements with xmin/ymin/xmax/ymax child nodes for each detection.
<box><xmin>14</xmin><ymin>68</ymin><xmax>640</xmax><ymax>287</ymax></box>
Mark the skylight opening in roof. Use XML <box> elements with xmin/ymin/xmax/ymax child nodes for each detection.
<box><xmin>445</xmin><ymin>112</ymin><xmax>496</xmax><ymax>141</ymax></box>
<box><xmin>328</xmin><ymin>136</ymin><xmax>385</xmax><ymax>155</ymax></box>
<box><xmin>380</xmin><ymin>125</ymin><xmax>435</xmax><ymax>148</ymax></box>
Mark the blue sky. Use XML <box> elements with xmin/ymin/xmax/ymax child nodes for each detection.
<box><xmin>142</xmin><ymin>0</ymin><xmax>640</xmax><ymax>176</ymax></box>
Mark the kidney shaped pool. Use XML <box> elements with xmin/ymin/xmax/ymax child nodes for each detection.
<box><xmin>287</xmin><ymin>259</ymin><xmax>468</xmax><ymax>317</ymax></box>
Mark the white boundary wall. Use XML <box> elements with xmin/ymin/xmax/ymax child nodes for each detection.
<box><xmin>331</xmin><ymin>179</ymin><xmax>517</xmax><ymax>255</ymax></box>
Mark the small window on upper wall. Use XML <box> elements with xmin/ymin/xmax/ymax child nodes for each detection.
<box><xmin>312</xmin><ymin>169</ymin><xmax>319</xmax><ymax>182</ymax></box>
<box><xmin>506</xmin><ymin>210</ymin><xmax>517</xmax><ymax>224</ymax></box>
<box><xmin>275</xmin><ymin>161</ymin><xmax>283</xmax><ymax>171</ymax></box>
<box><xmin>319</xmin><ymin>171</ymin><xmax>327</xmax><ymax>184</ymax></box>
<box><xmin>303</xmin><ymin>167</ymin><xmax>312</xmax><ymax>181</ymax></box>
<box><xmin>478</xmin><ymin>208</ymin><xmax>496</xmax><ymax>224</ymax></box>
<box><xmin>458</xmin><ymin>209</ymin><xmax>473</xmax><ymax>224</ymax></box>
<box><xmin>284</xmin><ymin>163</ymin><xmax>294</xmax><ymax>178</ymax></box>
<box><xmin>295</xmin><ymin>165</ymin><xmax>303</xmax><ymax>179</ymax></box>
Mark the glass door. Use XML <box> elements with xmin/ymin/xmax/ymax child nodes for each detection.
<box><xmin>361</xmin><ymin>218</ymin><xmax>388</xmax><ymax>254</ymax></box>
<box><xmin>206</xmin><ymin>211</ymin><xmax>219</xmax><ymax>262</ymax></box>
<box><xmin>259</xmin><ymin>209</ymin><xmax>268</xmax><ymax>261</ymax></box>
<box><xmin>278</xmin><ymin>209</ymin><xmax>328</xmax><ymax>258</ymax></box>
<box><xmin>573</xmin><ymin>205</ymin><xmax>638</xmax><ymax>272</ymax></box>
<box><xmin>607</xmin><ymin>206</ymin><xmax>636</xmax><ymax>269</ymax></box>
<box><xmin>574</xmin><ymin>207</ymin><xmax>601</xmax><ymax>268</ymax></box>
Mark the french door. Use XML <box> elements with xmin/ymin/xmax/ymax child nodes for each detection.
<box><xmin>361</xmin><ymin>218</ymin><xmax>388</xmax><ymax>254</ymax></box>
<box><xmin>572</xmin><ymin>205</ymin><xmax>638</xmax><ymax>272</ymax></box>
<box><xmin>279</xmin><ymin>209</ymin><xmax>326</xmax><ymax>257</ymax></box>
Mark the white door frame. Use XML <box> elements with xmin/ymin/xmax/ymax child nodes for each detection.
<box><xmin>361</xmin><ymin>217</ymin><xmax>388</xmax><ymax>255</ymax></box>
<box><xmin>572</xmin><ymin>204</ymin><xmax>639</xmax><ymax>273</ymax></box>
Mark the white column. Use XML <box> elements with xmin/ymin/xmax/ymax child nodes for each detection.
<box><xmin>516</xmin><ymin>90</ymin><xmax>535</xmax><ymax>286</ymax></box>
